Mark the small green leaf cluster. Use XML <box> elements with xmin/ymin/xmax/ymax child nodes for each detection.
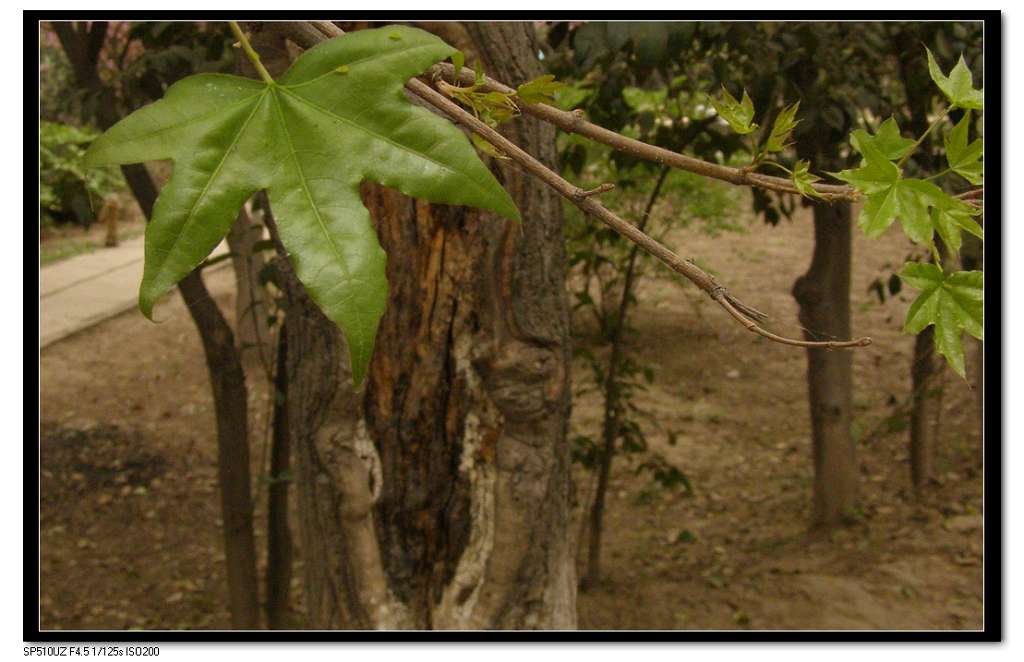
<box><xmin>708</xmin><ymin>86</ymin><xmax>757</xmax><ymax>135</ymax></box>
<box><xmin>441</xmin><ymin>58</ymin><xmax>565</xmax><ymax>158</ymax></box>
<box><xmin>834</xmin><ymin>49</ymin><xmax>984</xmax><ymax>377</ymax></box>
<box><xmin>708</xmin><ymin>87</ymin><xmax>812</xmax><ymax>197</ymax></box>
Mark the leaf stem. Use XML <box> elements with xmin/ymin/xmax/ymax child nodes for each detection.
<box><xmin>229</xmin><ymin>21</ymin><xmax>275</xmax><ymax>85</ymax></box>
<box><xmin>897</xmin><ymin>106</ymin><xmax>949</xmax><ymax>169</ymax></box>
<box><xmin>924</xmin><ymin>167</ymin><xmax>952</xmax><ymax>182</ymax></box>
<box><xmin>759</xmin><ymin>160</ymin><xmax>793</xmax><ymax>176</ymax></box>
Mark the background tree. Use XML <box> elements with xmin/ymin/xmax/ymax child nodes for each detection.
<box><xmin>52</xmin><ymin>20</ymin><xmax>262</xmax><ymax>628</ymax></box>
<box><xmin>542</xmin><ymin>22</ymin><xmax>750</xmax><ymax>584</ymax></box>
<box><xmin>544</xmin><ymin>21</ymin><xmax>983</xmax><ymax>527</ymax></box>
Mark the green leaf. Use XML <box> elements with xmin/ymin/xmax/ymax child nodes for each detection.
<box><xmin>85</xmin><ymin>26</ymin><xmax>519</xmax><ymax>385</ymax></box>
<box><xmin>451</xmin><ymin>50</ymin><xmax>464</xmax><ymax>76</ymax></box>
<box><xmin>709</xmin><ymin>86</ymin><xmax>757</xmax><ymax>135</ymax></box>
<box><xmin>831</xmin><ymin>134</ymin><xmax>900</xmax><ymax>194</ymax></box>
<box><xmin>554</xmin><ymin>84</ymin><xmax>591</xmax><ymax>111</ymax></box>
<box><xmin>899</xmin><ymin>263</ymin><xmax>983</xmax><ymax>378</ymax></box>
<box><xmin>857</xmin><ymin>176</ymin><xmax>957</xmax><ymax>244</ymax></box>
<box><xmin>516</xmin><ymin>74</ymin><xmax>566</xmax><ymax>105</ymax></box>
<box><xmin>932</xmin><ymin>196</ymin><xmax>984</xmax><ymax>254</ymax></box>
<box><xmin>851</xmin><ymin>118</ymin><xmax>914</xmax><ymax>162</ymax></box>
<box><xmin>791</xmin><ymin>160</ymin><xmax>824</xmax><ymax>200</ymax></box>
<box><xmin>621</xmin><ymin>86</ymin><xmax>667</xmax><ymax>112</ymax></box>
<box><xmin>833</xmin><ymin>135</ymin><xmax>948</xmax><ymax>243</ymax></box>
<box><xmin>926</xmin><ymin>48</ymin><xmax>984</xmax><ymax>110</ymax></box>
<box><xmin>764</xmin><ymin>101</ymin><xmax>800</xmax><ymax>153</ymax></box>
<box><xmin>857</xmin><ymin>179</ymin><xmax>930</xmax><ymax>242</ymax></box>
<box><xmin>470</xmin><ymin>133</ymin><xmax>508</xmax><ymax>160</ymax></box>
<box><xmin>945</xmin><ymin>111</ymin><xmax>983</xmax><ymax>185</ymax></box>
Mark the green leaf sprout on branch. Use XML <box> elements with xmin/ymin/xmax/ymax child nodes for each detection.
<box><xmin>708</xmin><ymin>86</ymin><xmax>757</xmax><ymax>136</ymax></box>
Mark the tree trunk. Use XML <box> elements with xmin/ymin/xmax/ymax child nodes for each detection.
<box><xmin>121</xmin><ymin>165</ymin><xmax>262</xmax><ymax>629</ymax></box>
<box><xmin>54</xmin><ymin>25</ymin><xmax>262</xmax><ymax>627</ymax></box>
<box><xmin>583</xmin><ymin>166</ymin><xmax>670</xmax><ymax>589</ymax></box>
<box><xmin>792</xmin><ymin>202</ymin><xmax>857</xmax><ymax>527</ymax></box>
<box><xmin>266</xmin><ymin>329</ymin><xmax>293</xmax><ymax>629</ymax></box>
<box><xmin>277</xmin><ymin>21</ymin><xmax>574</xmax><ymax>629</ymax></box>
<box><xmin>909</xmin><ymin>327</ymin><xmax>938</xmax><ymax>492</ymax></box>
<box><xmin>976</xmin><ymin>340</ymin><xmax>983</xmax><ymax>467</ymax></box>
<box><xmin>226</xmin><ymin>208</ymin><xmax>271</xmax><ymax>368</ymax></box>
<box><xmin>961</xmin><ymin>227</ymin><xmax>984</xmax><ymax>467</ymax></box>
<box><xmin>908</xmin><ymin>239</ymin><xmax>954</xmax><ymax>493</ymax></box>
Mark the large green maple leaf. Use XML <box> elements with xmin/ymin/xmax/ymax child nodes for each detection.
<box><xmin>899</xmin><ymin>263</ymin><xmax>983</xmax><ymax>379</ymax></box>
<box><xmin>84</xmin><ymin>26</ymin><xmax>519</xmax><ymax>385</ymax></box>
<box><xmin>833</xmin><ymin>124</ymin><xmax>978</xmax><ymax>247</ymax></box>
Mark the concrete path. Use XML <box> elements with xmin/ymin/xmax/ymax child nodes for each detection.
<box><xmin>40</xmin><ymin>235</ymin><xmax>228</xmax><ymax>348</ymax></box>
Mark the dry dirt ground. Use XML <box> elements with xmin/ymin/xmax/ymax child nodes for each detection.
<box><xmin>40</xmin><ymin>199</ymin><xmax>146</xmax><ymax>266</ymax></box>
<box><xmin>38</xmin><ymin>201</ymin><xmax>985</xmax><ymax>631</ymax></box>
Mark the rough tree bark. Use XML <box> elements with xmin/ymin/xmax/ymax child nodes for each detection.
<box><xmin>792</xmin><ymin>202</ymin><xmax>858</xmax><ymax>527</ymax></box>
<box><xmin>277</xmin><ymin>21</ymin><xmax>574</xmax><ymax>629</ymax></box>
<box><xmin>55</xmin><ymin>22</ymin><xmax>262</xmax><ymax>629</ymax></box>
<box><xmin>266</xmin><ymin>328</ymin><xmax>293</xmax><ymax>629</ymax></box>
<box><xmin>226</xmin><ymin>209</ymin><xmax>271</xmax><ymax>368</ymax></box>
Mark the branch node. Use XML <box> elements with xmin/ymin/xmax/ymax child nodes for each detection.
<box><xmin>573</xmin><ymin>183</ymin><xmax>615</xmax><ymax>200</ymax></box>
<box><xmin>570</xmin><ymin>108</ymin><xmax>586</xmax><ymax>133</ymax></box>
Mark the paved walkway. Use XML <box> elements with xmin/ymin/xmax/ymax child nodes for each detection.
<box><xmin>40</xmin><ymin>235</ymin><xmax>228</xmax><ymax>348</ymax></box>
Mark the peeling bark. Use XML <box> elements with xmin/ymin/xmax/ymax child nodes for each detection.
<box><xmin>278</xmin><ymin>21</ymin><xmax>573</xmax><ymax>629</ymax></box>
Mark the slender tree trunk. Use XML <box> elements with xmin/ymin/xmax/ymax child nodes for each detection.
<box><xmin>226</xmin><ymin>209</ymin><xmax>271</xmax><ymax>368</ymax></box>
<box><xmin>55</xmin><ymin>25</ymin><xmax>262</xmax><ymax>627</ymax></box>
<box><xmin>792</xmin><ymin>202</ymin><xmax>857</xmax><ymax>527</ymax></box>
<box><xmin>909</xmin><ymin>240</ymin><xmax>953</xmax><ymax>493</ymax></box>
<box><xmin>976</xmin><ymin>340</ymin><xmax>983</xmax><ymax>467</ymax></box>
<box><xmin>961</xmin><ymin>228</ymin><xmax>984</xmax><ymax>467</ymax></box>
<box><xmin>910</xmin><ymin>327</ymin><xmax>938</xmax><ymax>492</ymax></box>
<box><xmin>277</xmin><ymin>21</ymin><xmax>574</xmax><ymax>629</ymax></box>
<box><xmin>121</xmin><ymin>165</ymin><xmax>262</xmax><ymax>630</ymax></box>
<box><xmin>266</xmin><ymin>329</ymin><xmax>293</xmax><ymax>629</ymax></box>
<box><xmin>583</xmin><ymin>166</ymin><xmax>670</xmax><ymax>590</ymax></box>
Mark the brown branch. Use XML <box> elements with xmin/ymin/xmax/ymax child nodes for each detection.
<box><xmin>956</xmin><ymin>188</ymin><xmax>984</xmax><ymax>201</ymax></box>
<box><xmin>426</xmin><ymin>62</ymin><xmax>859</xmax><ymax>202</ymax></box>
<box><xmin>574</xmin><ymin>183</ymin><xmax>615</xmax><ymax>199</ymax></box>
<box><xmin>291</xmin><ymin>21</ymin><xmax>872</xmax><ymax>350</ymax></box>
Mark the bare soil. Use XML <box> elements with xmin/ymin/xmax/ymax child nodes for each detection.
<box><xmin>38</xmin><ymin>203</ymin><xmax>984</xmax><ymax>631</ymax></box>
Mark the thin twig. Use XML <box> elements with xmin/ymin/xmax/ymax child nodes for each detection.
<box><xmin>427</xmin><ymin>63</ymin><xmax>858</xmax><ymax>202</ymax></box>
<box><xmin>574</xmin><ymin>183</ymin><xmax>615</xmax><ymax>199</ymax></box>
<box><xmin>230</xmin><ymin>21</ymin><xmax>275</xmax><ymax>85</ymax></box>
<box><xmin>293</xmin><ymin>21</ymin><xmax>872</xmax><ymax>350</ymax></box>
<box><xmin>956</xmin><ymin>188</ymin><xmax>984</xmax><ymax>201</ymax></box>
